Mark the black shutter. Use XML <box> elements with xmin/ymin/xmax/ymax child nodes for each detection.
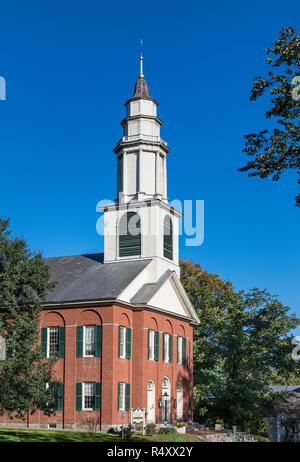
<box><xmin>76</xmin><ymin>383</ymin><xmax>82</xmax><ymax>411</ymax></box>
<box><xmin>76</xmin><ymin>326</ymin><xmax>83</xmax><ymax>357</ymax></box>
<box><xmin>125</xmin><ymin>383</ymin><xmax>131</xmax><ymax>411</ymax></box>
<box><xmin>41</xmin><ymin>328</ymin><xmax>47</xmax><ymax>358</ymax></box>
<box><xmin>126</xmin><ymin>327</ymin><xmax>131</xmax><ymax>359</ymax></box>
<box><xmin>57</xmin><ymin>382</ymin><xmax>64</xmax><ymax>410</ymax></box>
<box><xmin>169</xmin><ymin>334</ymin><xmax>172</xmax><ymax>363</ymax></box>
<box><xmin>95</xmin><ymin>382</ymin><xmax>101</xmax><ymax>410</ymax></box>
<box><xmin>95</xmin><ymin>325</ymin><xmax>102</xmax><ymax>357</ymax></box>
<box><xmin>154</xmin><ymin>331</ymin><xmax>159</xmax><ymax>361</ymax></box>
<box><xmin>58</xmin><ymin>327</ymin><xmax>65</xmax><ymax>358</ymax></box>
<box><xmin>183</xmin><ymin>337</ymin><xmax>187</xmax><ymax>365</ymax></box>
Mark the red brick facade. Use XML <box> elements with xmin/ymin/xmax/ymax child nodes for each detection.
<box><xmin>0</xmin><ymin>302</ymin><xmax>193</xmax><ymax>431</ymax></box>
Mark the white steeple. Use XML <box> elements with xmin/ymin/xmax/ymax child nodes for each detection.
<box><xmin>100</xmin><ymin>48</ymin><xmax>182</xmax><ymax>280</ymax></box>
<box><xmin>114</xmin><ymin>48</ymin><xmax>169</xmax><ymax>205</ymax></box>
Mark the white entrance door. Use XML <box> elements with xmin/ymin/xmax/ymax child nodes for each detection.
<box><xmin>177</xmin><ymin>382</ymin><xmax>183</xmax><ymax>421</ymax></box>
<box><xmin>147</xmin><ymin>380</ymin><xmax>155</xmax><ymax>423</ymax></box>
<box><xmin>162</xmin><ymin>377</ymin><xmax>171</xmax><ymax>422</ymax></box>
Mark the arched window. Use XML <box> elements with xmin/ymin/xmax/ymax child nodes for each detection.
<box><xmin>119</xmin><ymin>212</ymin><xmax>141</xmax><ymax>257</ymax></box>
<box><xmin>163</xmin><ymin>215</ymin><xmax>173</xmax><ymax>260</ymax></box>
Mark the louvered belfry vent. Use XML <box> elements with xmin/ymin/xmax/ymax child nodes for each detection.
<box><xmin>119</xmin><ymin>212</ymin><xmax>141</xmax><ymax>257</ymax></box>
<box><xmin>163</xmin><ymin>215</ymin><xmax>173</xmax><ymax>260</ymax></box>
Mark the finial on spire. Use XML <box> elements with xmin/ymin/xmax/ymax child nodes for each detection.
<box><xmin>139</xmin><ymin>39</ymin><xmax>144</xmax><ymax>79</ymax></box>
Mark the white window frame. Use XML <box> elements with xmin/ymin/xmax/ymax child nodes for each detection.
<box><xmin>82</xmin><ymin>382</ymin><xmax>95</xmax><ymax>411</ymax></box>
<box><xmin>148</xmin><ymin>329</ymin><xmax>155</xmax><ymax>361</ymax></box>
<box><xmin>164</xmin><ymin>333</ymin><xmax>170</xmax><ymax>363</ymax></box>
<box><xmin>83</xmin><ymin>325</ymin><xmax>96</xmax><ymax>357</ymax></box>
<box><xmin>119</xmin><ymin>326</ymin><xmax>126</xmax><ymax>359</ymax></box>
<box><xmin>177</xmin><ymin>336</ymin><xmax>183</xmax><ymax>365</ymax></box>
<box><xmin>119</xmin><ymin>382</ymin><xmax>126</xmax><ymax>411</ymax></box>
<box><xmin>47</xmin><ymin>326</ymin><xmax>59</xmax><ymax>358</ymax></box>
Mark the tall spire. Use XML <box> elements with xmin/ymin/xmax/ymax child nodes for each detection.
<box><xmin>139</xmin><ymin>39</ymin><xmax>144</xmax><ymax>79</ymax></box>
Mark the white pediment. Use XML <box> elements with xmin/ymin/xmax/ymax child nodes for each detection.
<box><xmin>147</xmin><ymin>272</ymin><xmax>199</xmax><ymax>324</ymax></box>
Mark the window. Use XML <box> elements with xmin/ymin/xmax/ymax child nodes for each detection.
<box><xmin>118</xmin><ymin>382</ymin><xmax>125</xmax><ymax>411</ymax></box>
<box><xmin>118</xmin><ymin>382</ymin><xmax>130</xmax><ymax>411</ymax></box>
<box><xmin>148</xmin><ymin>329</ymin><xmax>159</xmax><ymax>361</ymax></box>
<box><xmin>119</xmin><ymin>212</ymin><xmax>141</xmax><ymax>257</ymax></box>
<box><xmin>118</xmin><ymin>326</ymin><xmax>131</xmax><ymax>359</ymax></box>
<box><xmin>83</xmin><ymin>383</ymin><xmax>95</xmax><ymax>410</ymax></box>
<box><xmin>148</xmin><ymin>330</ymin><xmax>154</xmax><ymax>360</ymax></box>
<box><xmin>177</xmin><ymin>336</ymin><xmax>187</xmax><ymax>365</ymax></box>
<box><xmin>84</xmin><ymin>325</ymin><xmax>96</xmax><ymax>357</ymax></box>
<box><xmin>119</xmin><ymin>326</ymin><xmax>126</xmax><ymax>359</ymax></box>
<box><xmin>48</xmin><ymin>327</ymin><xmax>59</xmax><ymax>357</ymax></box>
<box><xmin>163</xmin><ymin>216</ymin><xmax>173</xmax><ymax>260</ymax></box>
<box><xmin>41</xmin><ymin>327</ymin><xmax>65</xmax><ymax>359</ymax></box>
<box><xmin>44</xmin><ymin>382</ymin><xmax>64</xmax><ymax>411</ymax></box>
<box><xmin>163</xmin><ymin>333</ymin><xmax>172</xmax><ymax>363</ymax></box>
<box><xmin>76</xmin><ymin>382</ymin><xmax>101</xmax><ymax>411</ymax></box>
<box><xmin>177</xmin><ymin>337</ymin><xmax>183</xmax><ymax>364</ymax></box>
<box><xmin>76</xmin><ymin>325</ymin><xmax>101</xmax><ymax>358</ymax></box>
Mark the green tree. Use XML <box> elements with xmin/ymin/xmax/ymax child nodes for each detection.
<box><xmin>0</xmin><ymin>218</ymin><xmax>58</xmax><ymax>419</ymax></box>
<box><xmin>238</xmin><ymin>27</ymin><xmax>300</xmax><ymax>207</ymax></box>
<box><xmin>180</xmin><ymin>259</ymin><xmax>300</xmax><ymax>432</ymax></box>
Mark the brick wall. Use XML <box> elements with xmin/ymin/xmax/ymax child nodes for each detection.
<box><xmin>0</xmin><ymin>303</ymin><xmax>194</xmax><ymax>431</ymax></box>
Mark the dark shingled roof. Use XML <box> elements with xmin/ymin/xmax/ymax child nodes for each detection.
<box><xmin>43</xmin><ymin>253</ymin><xmax>151</xmax><ymax>304</ymax></box>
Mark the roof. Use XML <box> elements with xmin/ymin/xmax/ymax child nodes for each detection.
<box><xmin>268</xmin><ymin>386</ymin><xmax>300</xmax><ymax>394</ymax></box>
<box><xmin>131</xmin><ymin>270</ymin><xmax>173</xmax><ymax>304</ymax></box>
<box><xmin>132</xmin><ymin>76</ymin><xmax>151</xmax><ymax>99</ymax></box>
<box><xmin>43</xmin><ymin>253</ymin><xmax>151</xmax><ymax>304</ymax></box>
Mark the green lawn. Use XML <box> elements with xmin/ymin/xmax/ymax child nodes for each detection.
<box><xmin>0</xmin><ymin>428</ymin><xmax>202</xmax><ymax>443</ymax></box>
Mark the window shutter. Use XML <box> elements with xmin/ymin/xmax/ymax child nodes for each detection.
<box><xmin>177</xmin><ymin>336</ymin><xmax>179</xmax><ymax>364</ymax></box>
<box><xmin>58</xmin><ymin>327</ymin><xmax>65</xmax><ymax>358</ymax></box>
<box><xmin>57</xmin><ymin>382</ymin><xmax>64</xmax><ymax>410</ymax></box>
<box><xmin>95</xmin><ymin>382</ymin><xmax>101</xmax><ymax>410</ymax></box>
<box><xmin>76</xmin><ymin>326</ymin><xmax>83</xmax><ymax>357</ymax></box>
<box><xmin>169</xmin><ymin>334</ymin><xmax>172</xmax><ymax>363</ymax></box>
<box><xmin>183</xmin><ymin>337</ymin><xmax>187</xmax><ymax>365</ymax></box>
<box><xmin>125</xmin><ymin>383</ymin><xmax>130</xmax><ymax>411</ymax></box>
<box><xmin>148</xmin><ymin>329</ymin><xmax>150</xmax><ymax>360</ymax></box>
<box><xmin>76</xmin><ymin>383</ymin><xmax>82</xmax><ymax>411</ymax></box>
<box><xmin>163</xmin><ymin>216</ymin><xmax>173</xmax><ymax>260</ymax></box>
<box><xmin>95</xmin><ymin>325</ymin><xmax>102</xmax><ymax>357</ymax></box>
<box><xmin>126</xmin><ymin>327</ymin><xmax>131</xmax><ymax>359</ymax></box>
<box><xmin>118</xmin><ymin>382</ymin><xmax>121</xmax><ymax>410</ymax></box>
<box><xmin>119</xmin><ymin>212</ymin><xmax>141</xmax><ymax>257</ymax></box>
<box><xmin>118</xmin><ymin>326</ymin><xmax>121</xmax><ymax>358</ymax></box>
<box><xmin>154</xmin><ymin>331</ymin><xmax>159</xmax><ymax>361</ymax></box>
<box><xmin>41</xmin><ymin>328</ymin><xmax>47</xmax><ymax>358</ymax></box>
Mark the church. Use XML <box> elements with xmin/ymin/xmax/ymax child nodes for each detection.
<box><xmin>0</xmin><ymin>51</ymin><xmax>199</xmax><ymax>431</ymax></box>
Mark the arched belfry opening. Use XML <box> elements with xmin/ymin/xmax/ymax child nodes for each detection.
<box><xmin>118</xmin><ymin>212</ymin><xmax>141</xmax><ymax>257</ymax></box>
<box><xmin>163</xmin><ymin>215</ymin><xmax>173</xmax><ymax>261</ymax></box>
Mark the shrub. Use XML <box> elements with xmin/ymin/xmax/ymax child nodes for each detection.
<box><xmin>81</xmin><ymin>416</ymin><xmax>101</xmax><ymax>438</ymax></box>
<box><xmin>145</xmin><ymin>423</ymin><xmax>156</xmax><ymax>436</ymax></box>
<box><xmin>120</xmin><ymin>424</ymin><xmax>135</xmax><ymax>440</ymax></box>
<box><xmin>158</xmin><ymin>426</ymin><xmax>176</xmax><ymax>435</ymax></box>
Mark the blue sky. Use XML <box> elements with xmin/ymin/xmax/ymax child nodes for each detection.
<box><xmin>0</xmin><ymin>0</ymin><xmax>299</xmax><ymax>332</ymax></box>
